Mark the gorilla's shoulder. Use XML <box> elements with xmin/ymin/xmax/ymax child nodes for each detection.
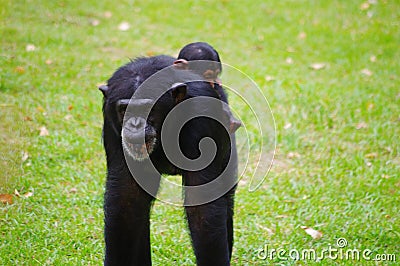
<box><xmin>106</xmin><ymin>55</ymin><xmax>176</xmax><ymax>101</ymax></box>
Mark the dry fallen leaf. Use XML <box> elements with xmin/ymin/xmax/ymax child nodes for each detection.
<box><xmin>0</xmin><ymin>194</ymin><xmax>13</xmax><ymax>204</ymax></box>
<box><xmin>24</xmin><ymin>192</ymin><xmax>34</xmax><ymax>198</ymax></box>
<box><xmin>360</xmin><ymin>2</ymin><xmax>370</xmax><ymax>10</ymax></box>
<box><xmin>265</xmin><ymin>75</ymin><xmax>275</xmax><ymax>82</ymax></box>
<box><xmin>385</xmin><ymin>146</ymin><xmax>392</xmax><ymax>153</ymax></box>
<box><xmin>146</xmin><ymin>50</ymin><xmax>155</xmax><ymax>56</ymax></box>
<box><xmin>37</xmin><ymin>106</ymin><xmax>45</xmax><ymax>113</ymax></box>
<box><xmin>14</xmin><ymin>189</ymin><xmax>21</xmax><ymax>197</ymax></box>
<box><xmin>301</xmin><ymin>226</ymin><xmax>323</xmax><ymax>239</ymax></box>
<box><xmin>365</xmin><ymin>152</ymin><xmax>377</xmax><ymax>159</ymax></box>
<box><xmin>90</xmin><ymin>19</ymin><xmax>100</xmax><ymax>26</ymax></box>
<box><xmin>361</xmin><ymin>68</ymin><xmax>373</xmax><ymax>76</ymax></box>
<box><xmin>39</xmin><ymin>126</ymin><xmax>49</xmax><ymax>136</ymax></box>
<box><xmin>298</xmin><ymin>32</ymin><xmax>307</xmax><ymax>39</ymax></box>
<box><xmin>26</xmin><ymin>44</ymin><xmax>36</xmax><ymax>52</ymax></box>
<box><xmin>284</xmin><ymin>123</ymin><xmax>292</xmax><ymax>130</ymax></box>
<box><xmin>118</xmin><ymin>22</ymin><xmax>130</xmax><ymax>31</ymax></box>
<box><xmin>257</xmin><ymin>224</ymin><xmax>274</xmax><ymax>235</ymax></box>
<box><xmin>310</xmin><ymin>63</ymin><xmax>326</xmax><ymax>70</ymax></box>
<box><xmin>68</xmin><ymin>105</ymin><xmax>74</xmax><ymax>111</ymax></box>
<box><xmin>22</xmin><ymin>151</ymin><xmax>29</xmax><ymax>162</ymax></box>
<box><xmin>287</xmin><ymin>152</ymin><xmax>300</xmax><ymax>159</ymax></box>
<box><xmin>15</xmin><ymin>66</ymin><xmax>25</xmax><ymax>74</ymax></box>
<box><xmin>355</xmin><ymin>122</ymin><xmax>368</xmax><ymax>129</ymax></box>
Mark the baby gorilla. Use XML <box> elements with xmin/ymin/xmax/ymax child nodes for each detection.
<box><xmin>173</xmin><ymin>42</ymin><xmax>241</xmax><ymax>133</ymax></box>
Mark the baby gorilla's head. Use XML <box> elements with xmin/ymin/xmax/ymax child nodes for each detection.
<box><xmin>174</xmin><ymin>42</ymin><xmax>222</xmax><ymax>80</ymax></box>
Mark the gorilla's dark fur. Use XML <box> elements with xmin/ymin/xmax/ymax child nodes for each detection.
<box><xmin>100</xmin><ymin>53</ymin><xmax>237</xmax><ymax>266</ymax></box>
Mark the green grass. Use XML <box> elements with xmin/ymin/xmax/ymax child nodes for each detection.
<box><xmin>1</xmin><ymin>0</ymin><xmax>399</xmax><ymax>265</ymax></box>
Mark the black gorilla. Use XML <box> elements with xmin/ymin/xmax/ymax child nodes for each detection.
<box><xmin>100</xmin><ymin>45</ymin><xmax>238</xmax><ymax>266</ymax></box>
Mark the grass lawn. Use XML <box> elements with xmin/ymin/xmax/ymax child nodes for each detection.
<box><xmin>1</xmin><ymin>0</ymin><xmax>399</xmax><ymax>265</ymax></box>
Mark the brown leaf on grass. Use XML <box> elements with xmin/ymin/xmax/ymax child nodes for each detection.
<box><xmin>360</xmin><ymin>2</ymin><xmax>370</xmax><ymax>10</ymax></box>
<box><xmin>257</xmin><ymin>224</ymin><xmax>275</xmax><ymax>235</ymax></box>
<box><xmin>287</xmin><ymin>152</ymin><xmax>300</xmax><ymax>159</ymax></box>
<box><xmin>68</xmin><ymin>104</ymin><xmax>74</xmax><ymax>111</ymax></box>
<box><xmin>298</xmin><ymin>32</ymin><xmax>307</xmax><ymax>39</ymax></box>
<box><xmin>365</xmin><ymin>152</ymin><xmax>377</xmax><ymax>159</ymax></box>
<box><xmin>24</xmin><ymin>116</ymin><xmax>33</xmax><ymax>121</ymax></box>
<box><xmin>0</xmin><ymin>194</ymin><xmax>13</xmax><ymax>204</ymax></box>
<box><xmin>14</xmin><ymin>189</ymin><xmax>21</xmax><ymax>197</ymax></box>
<box><xmin>284</xmin><ymin>199</ymin><xmax>295</xmax><ymax>203</ymax></box>
<box><xmin>15</xmin><ymin>66</ymin><xmax>25</xmax><ymax>74</ymax></box>
<box><xmin>24</xmin><ymin>192</ymin><xmax>34</xmax><ymax>198</ymax></box>
<box><xmin>284</xmin><ymin>123</ymin><xmax>292</xmax><ymax>130</ymax></box>
<box><xmin>15</xmin><ymin>189</ymin><xmax>33</xmax><ymax>198</ymax></box>
<box><xmin>301</xmin><ymin>226</ymin><xmax>323</xmax><ymax>239</ymax></box>
<box><xmin>384</xmin><ymin>146</ymin><xmax>392</xmax><ymax>153</ymax></box>
<box><xmin>265</xmin><ymin>75</ymin><xmax>275</xmax><ymax>82</ymax></box>
<box><xmin>370</xmin><ymin>55</ymin><xmax>377</xmax><ymax>62</ymax></box>
<box><xmin>361</xmin><ymin>68</ymin><xmax>373</xmax><ymax>76</ymax></box>
<box><xmin>310</xmin><ymin>63</ymin><xmax>326</xmax><ymax>70</ymax></box>
<box><xmin>26</xmin><ymin>44</ymin><xmax>36</xmax><ymax>52</ymax></box>
<box><xmin>355</xmin><ymin>122</ymin><xmax>368</xmax><ymax>129</ymax></box>
<box><xmin>118</xmin><ymin>22</ymin><xmax>130</xmax><ymax>31</ymax></box>
<box><xmin>90</xmin><ymin>19</ymin><xmax>100</xmax><ymax>26</ymax></box>
<box><xmin>37</xmin><ymin>106</ymin><xmax>45</xmax><ymax>113</ymax></box>
<box><xmin>22</xmin><ymin>151</ymin><xmax>29</xmax><ymax>162</ymax></box>
<box><xmin>39</xmin><ymin>126</ymin><xmax>49</xmax><ymax>136</ymax></box>
<box><xmin>146</xmin><ymin>51</ymin><xmax>155</xmax><ymax>56</ymax></box>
